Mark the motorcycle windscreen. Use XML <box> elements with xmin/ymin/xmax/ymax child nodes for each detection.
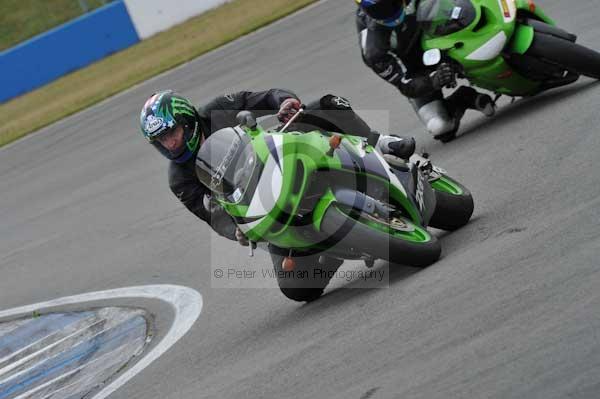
<box><xmin>195</xmin><ymin>127</ymin><xmax>259</xmax><ymax>204</ymax></box>
<box><xmin>417</xmin><ymin>0</ymin><xmax>476</xmax><ymax>37</ymax></box>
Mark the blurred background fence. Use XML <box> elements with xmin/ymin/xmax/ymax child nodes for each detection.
<box><xmin>0</xmin><ymin>0</ymin><xmax>228</xmax><ymax>102</ymax></box>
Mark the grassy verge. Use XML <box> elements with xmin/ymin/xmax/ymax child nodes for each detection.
<box><xmin>0</xmin><ymin>0</ymin><xmax>318</xmax><ymax>148</ymax></box>
<box><xmin>0</xmin><ymin>0</ymin><xmax>109</xmax><ymax>51</ymax></box>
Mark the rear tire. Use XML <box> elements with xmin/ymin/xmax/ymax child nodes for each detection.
<box><xmin>429</xmin><ymin>178</ymin><xmax>474</xmax><ymax>231</ymax></box>
<box><xmin>527</xmin><ymin>32</ymin><xmax>600</xmax><ymax>79</ymax></box>
<box><xmin>320</xmin><ymin>205</ymin><xmax>441</xmax><ymax>267</ymax></box>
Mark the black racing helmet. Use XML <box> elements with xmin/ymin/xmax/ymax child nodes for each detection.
<box><xmin>140</xmin><ymin>90</ymin><xmax>201</xmax><ymax>163</ymax></box>
<box><xmin>357</xmin><ymin>0</ymin><xmax>408</xmax><ymax>27</ymax></box>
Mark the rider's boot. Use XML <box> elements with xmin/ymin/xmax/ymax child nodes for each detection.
<box><xmin>474</xmin><ymin>92</ymin><xmax>495</xmax><ymax>117</ymax></box>
<box><xmin>376</xmin><ymin>135</ymin><xmax>416</xmax><ymax>160</ymax></box>
<box><xmin>447</xmin><ymin>86</ymin><xmax>496</xmax><ymax>117</ymax></box>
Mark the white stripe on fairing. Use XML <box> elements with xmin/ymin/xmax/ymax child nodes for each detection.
<box><xmin>372</xmin><ymin>150</ymin><xmax>407</xmax><ymax>197</ymax></box>
<box><xmin>246</xmin><ymin>144</ymin><xmax>283</xmax><ymax>217</ymax></box>
<box><xmin>237</xmin><ymin>216</ymin><xmax>266</xmax><ymax>234</ymax></box>
<box><xmin>466</xmin><ymin>31</ymin><xmax>507</xmax><ymax>61</ymax></box>
<box><xmin>272</xmin><ymin>136</ymin><xmax>284</xmax><ymax>199</ymax></box>
<box><xmin>273</xmin><ymin>134</ymin><xmax>284</xmax><ymax>168</ymax></box>
<box><xmin>246</xmin><ymin>156</ymin><xmax>281</xmax><ymax>217</ymax></box>
<box><xmin>0</xmin><ymin>285</ymin><xmax>202</xmax><ymax>399</ymax></box>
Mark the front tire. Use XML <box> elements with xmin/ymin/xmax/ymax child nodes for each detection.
<box><xmin>320</xmin><ymin>205</ymin><xmax>441</xmax><ymax>267</ymax></box>
<box><xmin>429</xmin><ymin>176</ymin><xmax>474</xmax><ymax>231</ymax></box>
<box><xmin>269</xmin><ymin>247</ymin><xmax>343</xmax><ymax>302</ymax></box>
<box><xmin>527</xmin><ymin>32</ymin><xmax>600</xmax><ymax>79</ymax></box>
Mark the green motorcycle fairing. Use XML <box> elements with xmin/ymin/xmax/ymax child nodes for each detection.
<box><xmin>195</xmin><ymin>125</ymin><xmax>433</xmax><ymax>251</ymax></box>
<box><xmin>418</xmin><ymin>0</ymin><xmax>555</xmax><ymax>95</ymax></box>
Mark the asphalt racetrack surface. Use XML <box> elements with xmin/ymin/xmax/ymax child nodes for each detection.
<box><xmin>1</xmin><ymin>0</ymin><xmax>600</xmax><ymax>398</ymax></box>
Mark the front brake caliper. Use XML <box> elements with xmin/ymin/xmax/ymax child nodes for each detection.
<box><xmin>412</xmin><ymin>153</ymin><xmax>446</xmax><ymax>181</ymax></box>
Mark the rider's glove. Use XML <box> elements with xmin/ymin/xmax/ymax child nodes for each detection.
<box><xmin>277</xmin><ymin>98</ymin><xmax>302</xmax><ymax>123</ymax></box>
<box><xmin>430</xmin><ymin>63</ymin><xmax>457</xmax><ymax>90</ymax></box>
<box><xmin>235</xmin><ymin>227</ymin><xmax>249</xmax><ymax>247</ymax></box>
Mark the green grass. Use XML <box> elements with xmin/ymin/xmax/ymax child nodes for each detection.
<box><xmin>0</xmin><ymin>0</ymin><xmax>318</xmax><ymax>147</ymax></box>
<box><xmin>0</xmin><ymin>0</ymin><xmax>110</xmax><ymax>51</ymax></box>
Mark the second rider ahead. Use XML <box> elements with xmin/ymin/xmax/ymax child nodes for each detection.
<box><xmin>355</xmin><ymin>0</ymin><xmax>495</xmax><ymax>142</ymax></box>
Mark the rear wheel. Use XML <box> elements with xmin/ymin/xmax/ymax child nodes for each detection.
<box><xmin>429</xmin><ymin>176</ymin><xmax>474</xmax><ymax>231</ymax></box>
<box><xmin>320</xmin><ymin>204</ymin><xmax>441</xmax><ymax>267</ymax></box>
<box><xmin>527</xmin><ymin>32</ymin><xmax>600</xmax><ymax>79</ymax></box>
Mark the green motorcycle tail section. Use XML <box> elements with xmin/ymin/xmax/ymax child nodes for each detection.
<box><xmin>514</xmin><ymin>0</ymin><xmax>554</xmax><ymax>25</ymax></box>
<box><xmin>509</xmin><ymin>0</ymin><xmax>554</xmax><ymax>55</ymax></box>
<box><xmin>421</xmin><ymin>0</ymin><xmax>554</xmax><ymax>95</ymax></box>
<box><xmin>509</xmin><ymin>24</ymin><xmax>534</xmax><ymax>55</ymax></box>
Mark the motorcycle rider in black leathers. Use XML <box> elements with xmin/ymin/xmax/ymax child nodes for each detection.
<box><xmin>356</xmin><ymin>0</ymin><xmax>496</xmax><ymax>142</ymax></box>
<box><xmin>139</xmin><ymin>89</ymin><xmax>416</xmax><ymax>301</ymax></box>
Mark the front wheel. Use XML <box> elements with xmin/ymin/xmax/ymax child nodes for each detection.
<box><xmin>527</xmin><ymin>32</ymin><xmax>600</xmax><ymax>79</ymax></box>
<box><xmin>320</xmin><ymin>204</ymin><xmax>441</xmax><ymax>267</ymax></box>
<box><xmin>269</xmin><ymin>248</ymin><xmax>343</xmax><ymax>302</ymax></box>
<box><xmin>429</xmin><ymin>175</ymin><xmax>474</xmax><ymax>231</ymax></box>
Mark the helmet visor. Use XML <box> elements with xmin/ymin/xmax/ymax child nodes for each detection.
<box><xmin>151</xmin><ymin>124</ymin><xmax>197</xmax><ymax>162</ymax></box>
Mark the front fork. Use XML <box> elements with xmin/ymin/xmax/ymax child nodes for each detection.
<box><xmin>408</xmin><ymin>153</ymin><xmax>441</xmax><ymax>226</ymax></box>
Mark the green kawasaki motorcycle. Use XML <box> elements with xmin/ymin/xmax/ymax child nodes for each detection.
<box><xmin>417</xmin><ymin>0</ymin><xmax>600</xmax><ymax>135</ymax></box>
<box><xmin>195</xmin><ymin>110</ymin><xmax>474</xmax><ymax>277</ymax></box>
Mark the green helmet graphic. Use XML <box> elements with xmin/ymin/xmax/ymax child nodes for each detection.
<box><xmin>140</xmin><ymin>90</ymin><xmax>201</xmax><ymax>163</ymax></box>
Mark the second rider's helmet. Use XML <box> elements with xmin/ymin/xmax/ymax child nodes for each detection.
<box><xmin>140</xmin><ymin>90</ymin><xmax>201</xmax><ymax>163</ymax></box>
<box><xmin>356</xmin><ymin>0</ymin><xmax>407</xmax><ymax>27</ymax></box>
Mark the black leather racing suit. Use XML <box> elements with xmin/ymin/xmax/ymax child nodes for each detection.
<box><xmin>356</xmin><ymin>7</ymin><xmax>483</xmax><ymax>137</ymax></box>
<box><xmin>356</xmin><ymin>6</ymin><xmax>432</xmax><ymax>98</ymax></box>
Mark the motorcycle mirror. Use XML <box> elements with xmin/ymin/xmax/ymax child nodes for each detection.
<box><xmin>236</xmin><ymin>111</ymin><xmax>257</xmax><ymax>129</ymax></box>
<box><xmin>423</xmin><ymin>49</ymin><xmax>442</xmax><ymax>66</ymax></box>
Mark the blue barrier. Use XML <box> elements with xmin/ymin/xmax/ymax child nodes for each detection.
<box><xmin>0</xmin><ymin>0</ymin><xmax>140</xmax><ymax>103</ymax></box>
